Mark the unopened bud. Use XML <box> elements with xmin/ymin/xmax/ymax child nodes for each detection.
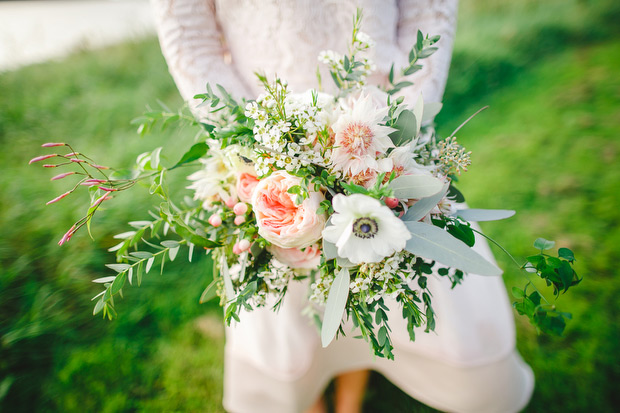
<box><xmin>41</xmin><ymin>142</ymin><xmax>65</xmax><ymax>148</ymax></box>
<box><xmin>225</xmin><ymin>197</ymin><xmax>237</xmax><ymax>208</ymax></box>
<box><xmin>208</xmin><ymin>214</ymin><xmax>222</xmax><ymax>227</ymax></box>
<box><xmin>234</xmin><ymin>215</ymin><xmax>246</xmax><ymax>226</ymax></box>
<box><xmin>46</xmin><ymin>191</ymin><xmax>72</xmax><ymax>205</ymax></box>
<box><xmin>29</xmin><ymin>154</ymin><xmax>56</xmax><ymax>164</ymax></box>
<box><xmin>51</xmin><ymin>172</ymin><xmax>76</xmax><ymax>181</ymax></box>
<box><xmin>238</xmin><ymin>239</ymin><xmax>251</xmax><ymax>251</ymax></box>
<box><xmin>233</xmin><ymin>202</ymin><xmax>248</xmax><ymax>215</ymax></box>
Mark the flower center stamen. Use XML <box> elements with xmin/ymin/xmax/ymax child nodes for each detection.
<box><xmin>341</xmin><ymin>122</ymin><xmax>374</xmax><ymax>155</ymax></box>
<box><xmin>352</xmin><ymin>217</ymin><xmax>379</xmax><ymax>239</ymax></box>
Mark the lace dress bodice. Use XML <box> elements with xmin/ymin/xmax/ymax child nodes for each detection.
<box><xmin>151</xmin><ymin>0</ymin><xmax>457</xmax><ymax>108</ymax></box>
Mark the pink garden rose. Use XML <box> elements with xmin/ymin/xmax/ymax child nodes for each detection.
<box><xmin>269</xmin><ymin>244</ymin><xmax>322</xmax><ymax>269</ymax></box>
<box><xmin>252</xmin><ymin>171</ymin><xmax>326</xmax><ymax>249</ymax></box>
<box><xmin>236</xmin><ymin>172</ymin><xmax>260</xmax><ymax>203</ymax></box>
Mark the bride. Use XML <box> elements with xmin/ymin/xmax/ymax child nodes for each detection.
<box><xmin>150</xmin><ymin>1</ymin><xmax>534</xmax><ymax>412</ymax></box>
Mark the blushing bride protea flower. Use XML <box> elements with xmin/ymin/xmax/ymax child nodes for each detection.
<box><xmin>330</xmin><ymin>94</ymin><xmax>394</xmax><ymax>176</ymax></box>
<box><xmin>322</xmin><ymin>194</ymin><xmax>411</xmax><ymax>264</ymax></box>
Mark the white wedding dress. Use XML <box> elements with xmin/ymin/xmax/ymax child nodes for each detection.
<box><xmin>151</xmin><ymin>1</ymin><xmax>535</xmax><ymax>412</ymax></box>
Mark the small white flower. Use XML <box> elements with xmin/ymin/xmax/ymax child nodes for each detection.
<box><xmin>322</xmin><ymin>194</ymin><xmax>411</xmax><ymax>264</ymax></box>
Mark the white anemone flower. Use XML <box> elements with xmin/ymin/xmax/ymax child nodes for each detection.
<box><xmin>330</xmin><ymin>94</ymin><xmax>394</xmax><ymax>176</ymax></box>
<box><xmin>322</xmin><ymin>194</ymin><xmax>411</xmax><ymax>264</ymax></box>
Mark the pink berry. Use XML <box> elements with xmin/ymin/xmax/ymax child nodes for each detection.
<box><xmin>233</xmin><ymin>202</ymin><xmax>248</xmax><ymax>215</ymax></box>
<box><xmin>208</xmin><ymin>214</ymin><xmax>222</xmax><ymax>227</ymax></box>
<box><xmin>384</xmin><ymin>197</ymin><xmax>399</xmax><ymax>209</ymax></box>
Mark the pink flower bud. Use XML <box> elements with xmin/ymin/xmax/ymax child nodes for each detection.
<box><xmin>208</xmin><ymin>214</ymin><xmax>222</xmax><ymax>227</ymax></box>
<box><xmin>232</xmin><ymin>243</ymin><xmax>242</xmax><ymax>255</ymax></box>
<box><xmin>58</xmin><ymin>224</ymin><xmax>76</xmax><ymax>246</ymax></box>
<box><xmin>70</xmin><ymin>158</ymin><xmax>85</xmax><ymax>163</ymax></box>
<box><xmin>65</xmin><ymin>152</ymin><xmax>79</xmax><ymax>157</ymax></box>
<box><xmin>91</xmin><ymin>193</ymin><xmax>111</xmax><ymax>208</ymax></box>
<box><xmin>81</xmin><ymin>179</ymin><xmax>107</xmax><ymax>186</ymax></box>
<box><xmin>29</xmin><ymin>154</ymin><xmax>57</xmax><ymax>164</ymax></box>
<box><xmin>41</xmin><ymin>142</ymin><xmax>65</xmax><ymax>148</ymax></box>
<box><xmin>234</xmin><ymin>215</ymin><xmax>246</xmax><ymax>226</ymax></box>
<box><xmin>238</xmin><ymin>239</ymin><xmax>251</xmax><ymax>252</ymax></box>
<box><xmin>233</xmin><ymin>202</ymin><xmax>248</xmax><ymax>215</ymax></box>
<box><xmin>43</xmin><ymin>164</ymin><xmax>57</xmax><ymax>168</ymax></box>
<box><xmin>99</xmin><ymin>186</ymin><xmax>117</xmax><ymax>192</ymax></box>
<box><xmin>384</xmin><ymin>197</ymin><xmax>399</xmax><ymax>209</ymax></box>
<box><xmin>91</xmin><ymin>164</ymin><xmax>109</xmax><ymax>170</ymax></box>
<box><xmin>46</xmin><ymin>191</ymin><xmax>72</xmax><ymax>205</ymax></box>
<box><xmin>51</xmin><ymin>172</ymin><xmax>75</xmax><ymax>181</ymax></box>
<box><xmin>225</xmin><ymin>196</ymin><xmax>237</xmax><ymax>208</ymax></box>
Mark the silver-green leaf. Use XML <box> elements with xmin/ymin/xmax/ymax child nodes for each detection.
<box><xmin>404</xmin><ymin>221</ymin><xmax>502</xmax><ymax>276</ymax></box>
<box><xmin>456</xmin><ymin>209</ymin><xmax>516</xmax><ymax>222</ymax></box>
<box><xmin>321</xmin><ymin>268</ymin><xmax>350</xmax><ymax>347</ymax></box>
<box><xmin>402</xmin><ymin>182</ymin><xmax>449</xmax><ymax>222</ymax></box>
<box><xmin>389</xmin><ymin>174</ymin><xmax>444</xmax><ymax>199</ymax></box>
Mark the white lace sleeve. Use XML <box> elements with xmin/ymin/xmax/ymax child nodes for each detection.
<box><xmin>396</xmin><ymin>0</ymin><xmax>458</xmax><ymax>103</ymax></box>
<box><xmin>150</xmin><ymin>0</ymin><xmax>253</xmax><ymax>114</ymax></box>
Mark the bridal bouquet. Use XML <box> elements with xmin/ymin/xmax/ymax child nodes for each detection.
<box><xmin>31</xmin><ymin>12</ymin><xmax>579</xmax><ymax>358</ymax></box>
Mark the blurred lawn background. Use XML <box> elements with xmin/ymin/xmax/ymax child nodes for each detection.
<box><xmin>1</xmin><ymin>0</ymin><xmax>619</xmax><ymax>411</ymax></box>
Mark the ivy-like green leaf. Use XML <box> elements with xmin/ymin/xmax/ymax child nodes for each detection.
<box><xmin>172</xmin><ymin>142</ymin><xmax>208</xmax><ymax>169</ymax></box>
<box><xmin>534</xmin><ymin>238</ymin><xmax>556</xmax><ymax>250</ymax></box>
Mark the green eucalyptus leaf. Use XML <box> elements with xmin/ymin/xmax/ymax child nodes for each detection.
<box><xmin>221</xmin><ymin>256</ymin><xmax>235</xmax><ymax>302</ymax></box>
<box><xmin>168</xmin><ymin>246</ymin><xmax>180</xmax><ymax>262</ymax></box>
<box><xmin>402</xmin><ymin>182</ymin><xmax>449</xmax><ymax>222</ymax></box>
<box><xmin>110</xmin><ymin>272</ymin><xmax>126</xmax><ymax>295</ymax></box>
<box><xmin>321</xmin><ymin>268</ymin><xmax>350</xmax><ymax>347</ymax></box>
<box><xmin>92</xmin><ymin>276</ymin><xmax>117</xmax><ymax>284</ymax></box>
<box><xmin>129</xmin><ymin>251</ymin><xmax>154</xmax><ymax>260</ymax></box>
<box><xmin>404</xmin><ymin>221</ymin><xmax>502</xmax><ymax>276</ymax></box>
<box><xmin>145</xmin><ymin>257</ymin><xmax>155</xmax><ymax>274</ymax></box>
<box><xmin>199</xmin><ymin>279</ymin><xmax>220</xmax><ymax>304</ymax></box>
<box><xmin>388</xmin><ymin>109</ymin><xmax>416</xmax><ymax>146</ymax></box>
<box><xmin>93</xmin><ymin>298</ymin><xmax>105</xmax><ymax>315</ymax></box>
<box><xmin>161</xmin><ymin>240</ymin><xmax>180</xmax><ymax>249</ymax></box>
<box><xmin>322</xmin><ymin>238</ymin><xmax>338</xmax><ymax>260</ymax></box>
<box><xmin>389</xmin><ymin>174</ymin><xmax>444</xmax><ymax>199</ymax></box>
<box><xmin>456</xmin><ymin>209</ymin><xmax>516</xmax><ymax>222</ymax></box>
<box><xmin>421</xmin><ymin>102</ymin><xmax>443</xmax><ymax>123</ymax></box>
<box><xmin>412</xmin><ymin>95</ymin><xmax>424</xmax><ymax>137</ymax></box>
<box><xmin>105</xmin><ymin>263</ymin><xmax>131</xmax><ymax>273</ymax></box>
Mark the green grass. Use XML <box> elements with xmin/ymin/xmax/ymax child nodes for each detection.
<box><xmin>1</xmin><ymin>1</ymin><xmax>619</xmax><ymax>412</ymax></box>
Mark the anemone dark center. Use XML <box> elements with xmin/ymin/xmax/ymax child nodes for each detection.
<box><xmin>352</xmin><ymin>217</ymin><xmax>378</xmax><ymax>239</ymax></box>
